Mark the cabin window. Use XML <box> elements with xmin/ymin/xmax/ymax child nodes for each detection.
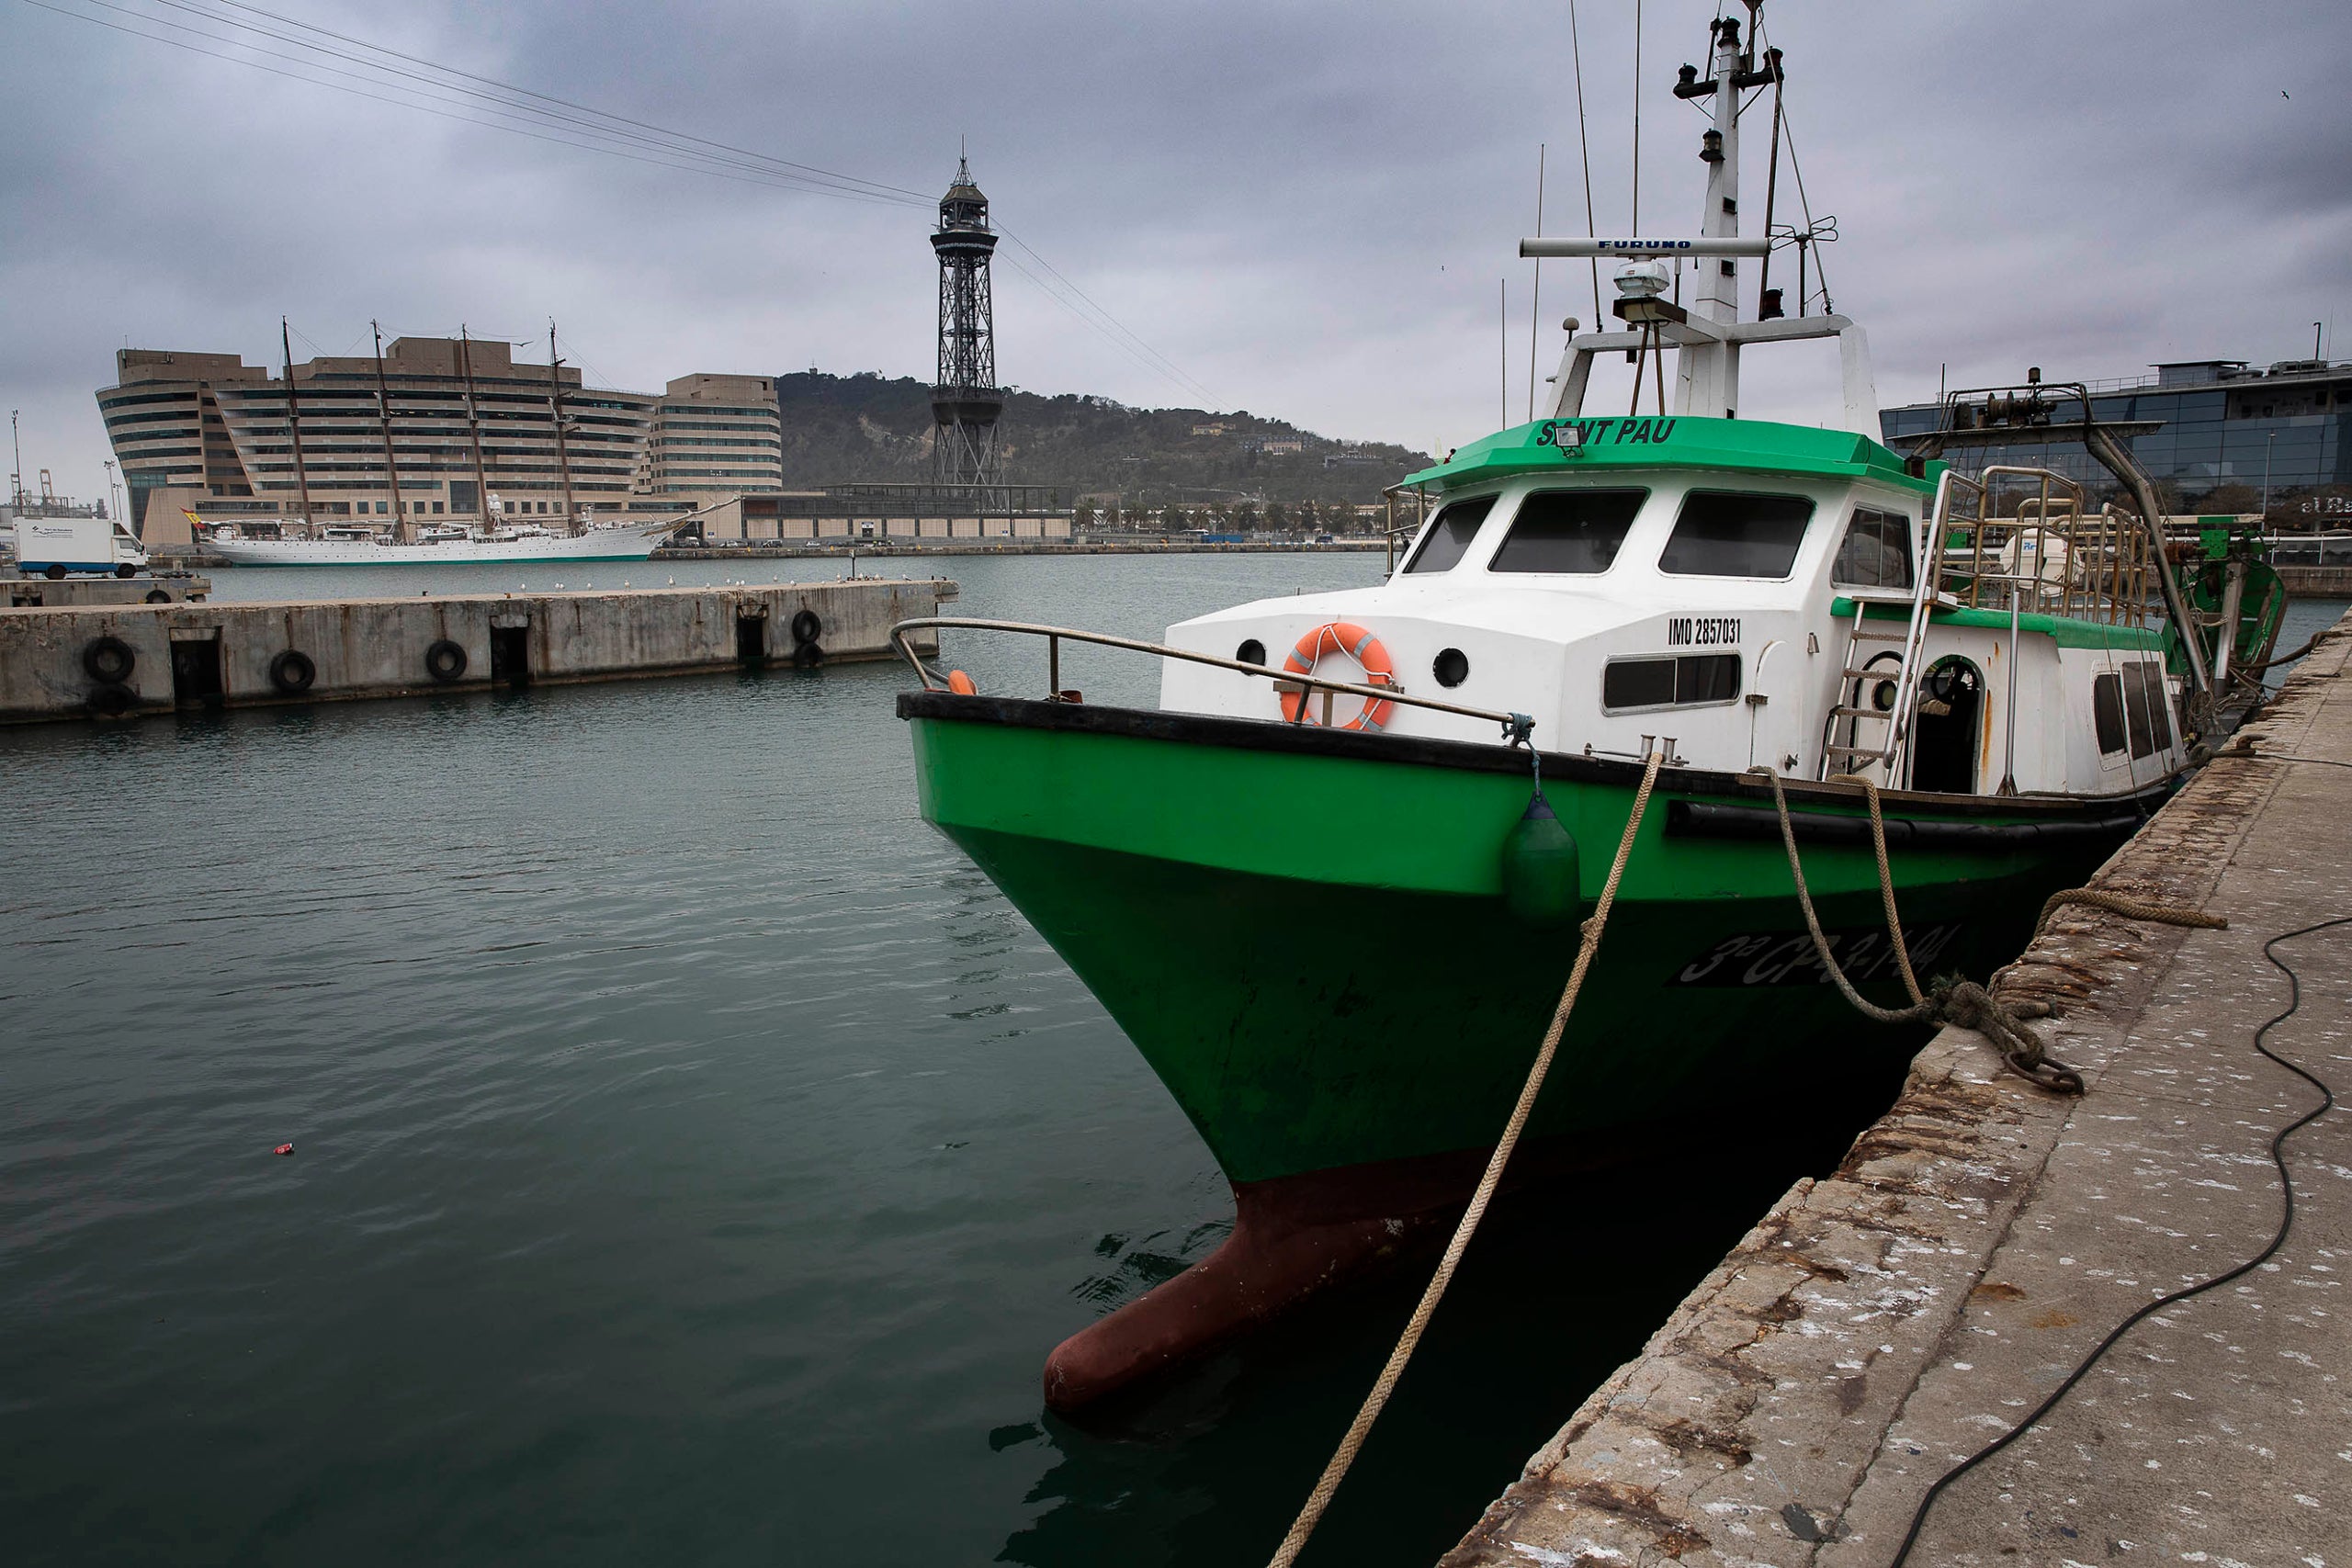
<box><xmin>1831</xmin><ymin>507</ymin><xmax>1915</xmax><ymax>590</ymax></box>
<box><xmin>2122</xmin><ymin>660</ymin><xmax>2172</xmax><ymax>759</ymax></box>
<box><xmin>1601</xmin><ymin>653</ymin><xmax>1742</xmax><ymax>712</ymax></box>
<box><xmin>1400</xmin><ymin>496</ymin><xmax>1496</xmax><ymax>574</ymax></box>
<box><xmin>1658</xmin><ymin>491</ymin><xmax>1815</xmax><ymax>579</ymax></box>
<box><xmin>2092</xmin><ymin>672</ymin><xmax>2128</xmax><ymax>756</ymax></box>
<box><xmin>1487</xmin><ymin>488</ymin><xmax>1648</xmax><ymax>574</ymax></box>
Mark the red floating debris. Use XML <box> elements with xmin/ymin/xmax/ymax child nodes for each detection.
<box><xmin>273</xmin><ymin>1143</ymin><xmax>294</xmax><ymax>1156</ymax></box>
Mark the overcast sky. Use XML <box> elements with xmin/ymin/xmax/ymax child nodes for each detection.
<box><xmin>3</xmin><ymin>0</ymin><xmax>2346</xmax><ymax>507</ymax></box>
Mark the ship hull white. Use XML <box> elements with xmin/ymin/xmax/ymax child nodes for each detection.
<box><xmin>209</xmin><ymin>523</ymin><xmax>678</xmax><ymax>567</ymax></box>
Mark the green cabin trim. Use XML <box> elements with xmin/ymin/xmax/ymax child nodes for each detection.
<box><xmin>1833</xmin><ymin>595</ymin><xmax>2168</xmax><ymax>652</ymax></box>
<box><xmin>1404</xmin><ymin>415</ymin><xmax>1939</xmax><ymax>497</ymax></box>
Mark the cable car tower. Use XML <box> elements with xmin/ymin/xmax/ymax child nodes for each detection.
<box><xmin>930</xmin><ymin>156</ymin><xmax>1007</xmax><ymax>505</ymax></box>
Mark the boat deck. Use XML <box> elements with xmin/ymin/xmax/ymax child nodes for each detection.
<box><xmin>1444</xmin><ymin>609</ymin><xmax>2352</xmax><ymax>1566</ymax></box>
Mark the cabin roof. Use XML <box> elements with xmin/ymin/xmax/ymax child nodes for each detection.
<box><xmin>1406</xmin><ymin>415</ymin><xmax>1938</xmax><ymax>497</ymax></box>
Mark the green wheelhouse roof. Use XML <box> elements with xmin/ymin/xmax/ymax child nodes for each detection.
<box><xmin>1405</xmin><ymin>414</ymin><xmax>1939</xmax><ymax>496</ymax></box>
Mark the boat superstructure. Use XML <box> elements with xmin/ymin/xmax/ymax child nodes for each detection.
<box><xmin>891</xmin><ymin>2</ymin><xmax>2277</xmax><ymax>1411</ymax></box>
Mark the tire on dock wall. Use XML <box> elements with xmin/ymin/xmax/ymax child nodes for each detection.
<box><xmin>82</xmin><ymin>636</ymin><xmax>136</xmax><ymax>683</ymax></box>
<box><xmin>424</xmin><ymin>639</ymin><xmax>469</xmax><ymax>682</ymax></box>
<box><xmin>268</xmin><ymin>649</ymin><xmax>317</xmax><ymax>695</ymax></box>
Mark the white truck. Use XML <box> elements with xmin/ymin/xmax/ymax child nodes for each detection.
<box><xmin>10</xmin><ymin>515</ymin><xmax>150</xmax><ymax>580</ymax></box>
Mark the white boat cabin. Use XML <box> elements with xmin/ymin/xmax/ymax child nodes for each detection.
<box><xmin>1162</xmin><ymin>417</ymin><xmax>2186</xmax><ymax>800</ymax></box>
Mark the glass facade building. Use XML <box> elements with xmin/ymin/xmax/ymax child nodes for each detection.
<box><xmin>1880</xmin><ymin>359</ymin><xmax>2351</xmax><ymax>520</ymax></box>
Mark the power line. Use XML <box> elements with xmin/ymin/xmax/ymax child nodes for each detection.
<box><xmin>997</xmin><ymin>229</ymin><xmax>1212</xmax><ymax>403</ymax></box>
<box><xmin>207</xmin><ymin>0</ymin><xmax>934</xmax><ymax>203</ymax></box>
<box><xmin>18</xmin><ymin>0</ymin><xmax>1210</xmax><ymax>398</ymax></box>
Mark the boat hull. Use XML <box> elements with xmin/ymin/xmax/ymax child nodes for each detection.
<box><xmin>900</xmin><ymin>691</ymin><xmax>2159</xmax><ymax>1404</ymax></box>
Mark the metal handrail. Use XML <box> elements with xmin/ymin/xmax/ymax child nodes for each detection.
<box><xmin>888</xmin><ymin>615</ymin><xmax>1536</xmax><ymax>739</ymax></box>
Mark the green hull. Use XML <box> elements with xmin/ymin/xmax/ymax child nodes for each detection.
<box><xmin>903</xmin><ymin>694</ymin><xmax>2149</xmax><ymax>1188</ymax></box>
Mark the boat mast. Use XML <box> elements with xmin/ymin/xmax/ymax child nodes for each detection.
<box><xmin>548</xmin><ymin>322</ymin><xmax>577</xmax><ymax>533</ymax></box>
<box><xmin>1671</xmin><ymin>12</ymin><xmax>1764</xmax><ymax>419</ymax></box>
<box><xmin>370</xmin><ymin>321</ymin><xmax>401</xmax><ymax>531</ymax></box>
<box><xmin>281</xmin><ymin>318</ymin><xmax>316</xmax><ymax>528</ymax></box>
<box><xmin>458</xmin><ymin>325</ymin><xmax>492</xmax><ymax>532</ymax></box>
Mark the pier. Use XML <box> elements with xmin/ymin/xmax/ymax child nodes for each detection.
<box><xmin>0</xmin><ymin>578</ymin><xmax>953</xmax><ymax>723</ymax></box>
<box><xmin>1445</xmin><ymin>615</ymin><xmax>2352</xmax><ymax>1566</ymax></box>
<box><xmin>2</xmin><ymin>571</ymin><xmax>211</xmax><ymax>608</ymax></box>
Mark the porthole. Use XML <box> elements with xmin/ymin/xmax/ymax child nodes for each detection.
<box><xmin>1432</xmin><ymin>647</ymin><xmax>1469</xmax><ymax>688</ymax></box>
<box><xmin>1236</xmin><ymin>638</ymin><xmax>1266</xmax><ymax>666</ymax></box>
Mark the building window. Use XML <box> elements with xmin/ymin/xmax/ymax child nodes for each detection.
<box><xmin>433</xmin><ymin>501</ymin><xmax>445</xmax><ymax>513</ymax></box>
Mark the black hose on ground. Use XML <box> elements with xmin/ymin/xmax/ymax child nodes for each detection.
<box><xmin>1887</xmin><ymin>914</ymin><xmax>2347</xmax><ymax>1565</ymax></box>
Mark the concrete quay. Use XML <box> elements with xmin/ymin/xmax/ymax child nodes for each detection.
<box><xmin>1445</xmin><ymin>616</ymin><xmax>2352</xmax><ymax>1566</ymax></box>
<box><xmin>2</xmin><ymin>571</ymin><xmax>211</xmax><ymax>607</ymax></box>
<box><xmin>0</xmin><ymin>578</ymin><xmax>952</xmax><ymax>724</ymax></box>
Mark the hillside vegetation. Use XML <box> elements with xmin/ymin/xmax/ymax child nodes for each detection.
<box><xmin>774</xmin><ymin>371</ymin><xmax>1430</xmax><ymax>514</ymax></box>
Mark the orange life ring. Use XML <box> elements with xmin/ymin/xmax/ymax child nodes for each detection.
<box><xmin>1279</xmin><ymin>621</ymin><xmax>1398</xmax><ymax>730</ymax></box>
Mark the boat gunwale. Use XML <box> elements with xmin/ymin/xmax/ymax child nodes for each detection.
<box><xmin>896</xmin><ymin>689</ymin><xmax>2179</xmax><ymax>823</ymax></box>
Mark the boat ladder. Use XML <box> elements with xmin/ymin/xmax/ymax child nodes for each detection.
<box><xmin>1819</xmin><ymin>475</ymin><xmax>1969</xmax><ymax>783</ymax></box>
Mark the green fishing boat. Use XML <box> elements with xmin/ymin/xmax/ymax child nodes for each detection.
<box><xmin>893</xmin><ymin>6</ymin><xmax>2278</xmax><ymax>1409</ymax></box>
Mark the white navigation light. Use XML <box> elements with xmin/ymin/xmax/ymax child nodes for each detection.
<box><xmin>1615</xmin><ymin>260</ymin><xmax>1671</xmax><ymax>299</ymax></box>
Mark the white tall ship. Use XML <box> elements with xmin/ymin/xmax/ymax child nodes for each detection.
<box><xmin>197</xmin><ymin>512</ymin><xmax>684</xmax><ymax>567</ymax></box>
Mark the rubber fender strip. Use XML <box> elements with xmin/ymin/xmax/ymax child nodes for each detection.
<box><xmin>1664</xmin><ymin>798</ymin><xmax>2145</xmax><ymax>848</ymax></box>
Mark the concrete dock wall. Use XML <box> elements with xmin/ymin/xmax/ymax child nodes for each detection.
<box><xmin>2</xmin><ymin>573</ymin><xmax>211</xmax><ymax>607</ymax></box>
<box><xmin>0</xmin><ymin>578</ymin><xmax>952</xmax><ymax>723</ymax></box>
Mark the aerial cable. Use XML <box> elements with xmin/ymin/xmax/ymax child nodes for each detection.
<box><xmin>58</xmin><ymin>0</ymin><xmax>926</xmax><ymax>204</ymax></box>
<box><xmin>203</xmin><ymin>0</ymin><xmax>933</xmax><ymax>203</ymax></box>
<box><xmin>996</xmin><ymin>229</ymin><xmax>1212</xmax><ymax>402</ymax></box>
<box><xmin>23</xmin><ymin>0</ymin><xmax>1211</xmax><ymax>400</ymax></box>
<box><xmin>19</xmin><ymin>0</ymin><xmax>914</xmax><ymax>204</ymax></box>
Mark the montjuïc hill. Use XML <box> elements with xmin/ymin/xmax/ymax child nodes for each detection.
<box><xmin>775</xmin><ymin>371</ymin><xmax>1432</xmax><ymax>510</ymax></box>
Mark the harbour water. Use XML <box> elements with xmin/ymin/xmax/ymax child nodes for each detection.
<box><xmin>5</xmin><ymin>557</ymin><xmax>2340</xmax><ymax>1566</ymax></box>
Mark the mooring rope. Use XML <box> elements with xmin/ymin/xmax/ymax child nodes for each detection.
<box><xmin>1748</xmin><ymin>767</ymin><xmax>2230</xmax><ymax>1095</ymax></box>
<box><xmin>1263</xmin><ymin>750</ymin><xmax>1667</xmax><ymax>1568</ymax></box>
<box><xmin>1751</xmin><ymin>768</ymin><xmax>2065</xmax><ymax>1091</ymax></box>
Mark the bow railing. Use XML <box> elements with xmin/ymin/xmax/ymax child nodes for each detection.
<box><xmin>888</xmin><ymin>616</ymin><xmax>1536</xmax><ymax>739</ymax></box>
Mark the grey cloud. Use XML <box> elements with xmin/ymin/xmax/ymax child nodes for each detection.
<box><xmin>3</xmin><ymin>0</ymin><xmax>2346</xmax><ymax>504</ymax></box>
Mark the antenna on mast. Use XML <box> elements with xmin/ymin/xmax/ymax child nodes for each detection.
<box><xmin>1527</xmin><ymin>144</ymin><xmax>1546</xmax><ymax>424</ymax></box>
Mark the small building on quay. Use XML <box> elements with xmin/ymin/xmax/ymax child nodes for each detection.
<box><xmin>1879</xmin><ymin>355</ymin><xmax>2351</xmax><ymax>521</ymax></box>
<box><xmin>98</xmin><ymin>338</ymin><xmax>783</xmax><ymax>543</ymax></box>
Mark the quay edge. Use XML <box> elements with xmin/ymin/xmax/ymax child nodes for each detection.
<box><xmin>1441</xmin><ymin>607</ymin><xmax>2352</xmax><ymax>1567</ymax></box>
<box><xmin>0</xmin><ymin>578</ymin><xmax>954</xmax><ymax>724</ymax></box>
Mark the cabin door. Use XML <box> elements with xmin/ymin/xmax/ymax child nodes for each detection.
<box><xmin>1909</xmin><ymin>656</ymin><xmax>1984</xmax><ymax>794</ymax></box>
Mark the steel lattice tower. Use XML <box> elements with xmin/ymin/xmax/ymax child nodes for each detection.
<box><xmin>930</xmin><ymin>157</ymin><xmax>1006</xmax><ymax>504</ymax></box>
